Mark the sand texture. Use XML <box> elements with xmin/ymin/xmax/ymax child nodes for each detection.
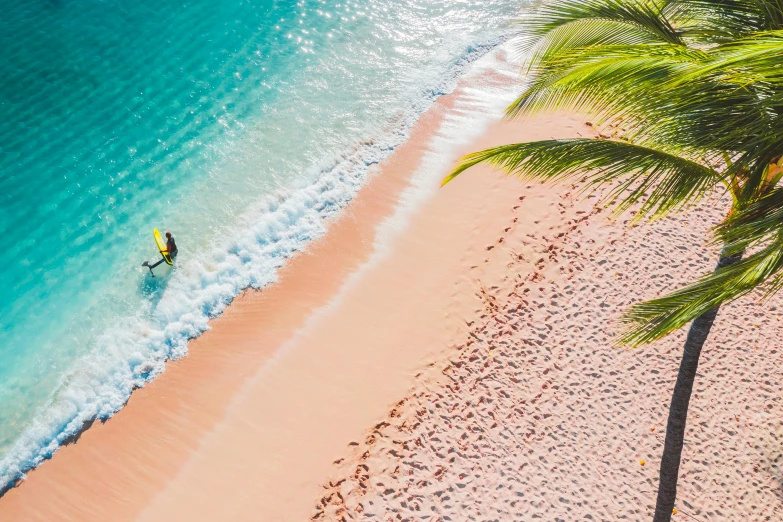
<box><xmin>313</xmin><ymin>183</ymin><xmax>783</xmax><ymax>521</ymax></box>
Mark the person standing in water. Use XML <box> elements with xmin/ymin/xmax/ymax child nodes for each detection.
<box><xmin>144</xmin><ymin>231</ymin><xmax>178</xmax><ymax>272</ymax></box>
<box><xmin>165</xmin><ymin>231</ymin><xmax>178</xmax><ymax>259</ymax></box>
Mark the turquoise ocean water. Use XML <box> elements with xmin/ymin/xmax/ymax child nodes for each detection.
<box><xmin>0</xmin><ymin>0</ymin><xmax>520</xmax><ymax>487</ymax></box>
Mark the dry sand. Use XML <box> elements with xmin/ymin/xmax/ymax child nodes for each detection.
<box><xmin>313</xmin><ymin>171</ymin><xmax>783</xmax><ymax>520</ymax></box>
<box><xmin>2</xmin><ymin>43</ymin><xmax>782</xmax><ymax>522</ymax></box>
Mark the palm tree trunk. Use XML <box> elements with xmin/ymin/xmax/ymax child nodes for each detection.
<box><xmin>652</xmin><ymin>250</ymin><xmax>743</xmax><ymax>522</ymax></box>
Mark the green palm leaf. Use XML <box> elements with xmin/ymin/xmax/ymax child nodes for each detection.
<box><xmin>680</xmin><ymin>30</ymin><xmax>783</xmax><ymax>85</ymax></box>
<box><xmin>519</xmin><ymin>0</ymin><xmax>683</xmax><ymax>46</ymax></box>
<box><xmin>443</xmin><ymin>139</ymin><xmax>718</xmax><ymax>220</ymax></box>
<box><xmin>665</xmin><ymin>0</ymin><xmax>782</xmax><ymax>40</ymax></box>
<box><xmin>523</xmin><ymin>18</ymin><xmax>674</xmax><ymax>75</ymax></box>
<box><xmin>619</xmin><ymin>237</ymin><xmax>783</xmax><ymax>345</ymax></box>
<box><xmin>717</xmin><ymin>187</ymin><xmax>783</xmax><ymax>248</ymax></box>
<box><xmin>508</xmin><ymin>43</ymin><xmax>707</xmax><ymax>118</ymax></box>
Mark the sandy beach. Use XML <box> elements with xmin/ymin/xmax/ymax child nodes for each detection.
<box><xmin>313</xmin><ymin>180</ymin><xmax>783</xmax><ymax>521</ymax></box>
<box><xmin>2</xmin><ymin>44</ymin><xmax>783</xmax><ymax>522</ymax></box>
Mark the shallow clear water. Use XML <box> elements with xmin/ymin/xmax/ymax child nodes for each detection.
<box><xmin>0</xmin><ymin>0</ymin><xmax>520</xmax><ymax>486</ymax></box>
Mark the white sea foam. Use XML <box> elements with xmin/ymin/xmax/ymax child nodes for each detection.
<box><xmin>0</xmin><ymin>36</ymin><xmax>515</xmax><ymax>491</ymax></box>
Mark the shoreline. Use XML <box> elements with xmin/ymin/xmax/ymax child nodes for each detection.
<box><xmin>0</xmin><ymin>45</ymin><xmax>567</xmax><ymax>521</ymax></box>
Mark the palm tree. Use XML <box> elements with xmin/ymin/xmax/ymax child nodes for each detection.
<box><xmin>443</xmin><ymin>1</ymin><xmax>783</xmax><ymax>520</ymax></box>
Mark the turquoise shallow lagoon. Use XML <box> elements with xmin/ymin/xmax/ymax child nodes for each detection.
<box><xmin>0</xmin><ymin>0</ymin><xmax>520</xmax><ymax>487</ymax></box>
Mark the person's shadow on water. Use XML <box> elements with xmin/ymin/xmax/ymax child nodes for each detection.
<box><xmin>139</xmin><ymin>264</ymin><xmax>174</xmax><ymax>311</ymax></box>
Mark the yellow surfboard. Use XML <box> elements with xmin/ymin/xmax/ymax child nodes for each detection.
<box><xmin>154</xmin><ymin>228</ymin><xmax>173</xmax><ymax>265</ymax></box>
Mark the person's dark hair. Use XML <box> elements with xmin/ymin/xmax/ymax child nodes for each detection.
<box><xmin>165</xmin><ymin>232</ymin><xmax>171</xmax><ymax>238</ymax></box>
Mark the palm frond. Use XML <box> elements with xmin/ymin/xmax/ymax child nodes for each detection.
<box><xmin>619</xmin><ymin>238</ymin><xmax>783</xmax><ymax>345</ymax></box>
<box><xmin>443</xmin><ymin>139</ymin><xmax>718</xmax><ymax>220</ymax></box>
<box><xmin>717</xmin><ymin>187</ymin><xmax>783</xmax><ymax>248</ymax></box>
<box><xmin>504</xmin><ymin>46</ymin><xmax>780</xmax><ymax>156</ymax></box>
<box><xmin>737</xmin><ymin>144</ymin><xmax>783</xmax><ymax>201</ymax></box>
<box><xmin>680</xmin><ymin>30</ymin><xmax>783</xmax><ymax>86</ymax></box>
<box><xmin>508</xmin><ymin>43</ymin><xmax>707</xmax><ymax>119</ymax></box>
<box><xmin>518</xmin><ymin>0</ymin><xmax>683</xmax><ymax>49</ymax></box>
<box><xmin>507</xmin><ymin>37</ymin><xmax>783</xmax><ymax>160</ymax></box>
<box><xmin>664</xmin><ymin>0</ymin><xmax>779</xmax><ymax>40</ymax></box>
<box><xmin>523</xmin><ymin>18</ymin><xmax>673</xmax><ymax>74</ymax></box>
